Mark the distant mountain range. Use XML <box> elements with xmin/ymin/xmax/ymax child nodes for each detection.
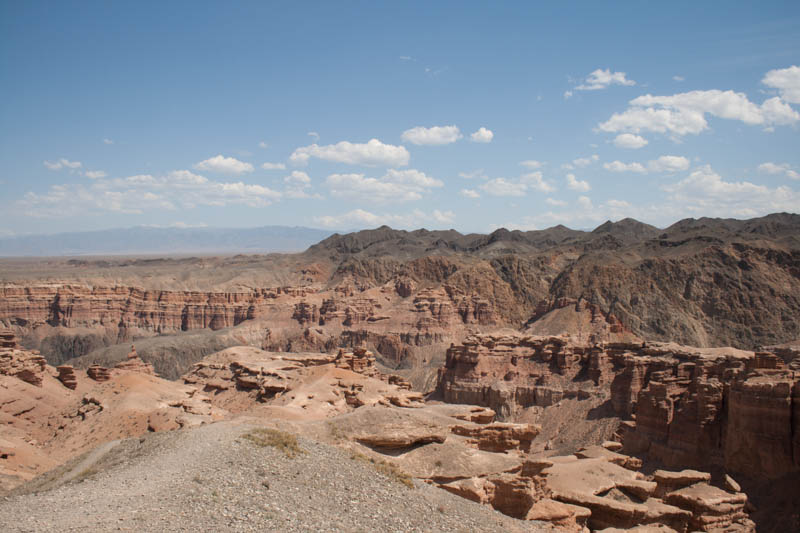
<box><xmin>0</xmin><ymin>226</ymin><xmax>335</xmax><ymax>256</ymax></box>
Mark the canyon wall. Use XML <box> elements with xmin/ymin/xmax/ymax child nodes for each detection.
<box><xmin>437</xmin><ymin>333</ymin><xmax>800</xmax><ymax>480</ymax></box>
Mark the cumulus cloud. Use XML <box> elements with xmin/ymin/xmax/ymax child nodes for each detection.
<box><xmin>480</xmin><ymin>178</ymin><xmax>528</xmax><ymax>197</ymax></box>
<box><xmin>520</xmin><ymin>171</ymin><xmax>556</xmax><ymax>192</ymax></box>
<box><xmin>308</xmin><ymin>132</ymin><xmax>320</xmax><ymax>140</ymax></box>
<box><xmin>604</xmin><ymin>155</ymin><xmax>689</xmax><ymax>174</ymax></box>
<box><xmin>84</xmin><ymin>170</ymin><xmax>108</xmax><ymax>179</ymax></box>
<box><xmin>325</xmin><ymin>168</ymin><xmax>442</xmax><ymax>202</ymax></box>
<box><xmin>762</xmin><ymin>65</ymin><xmax>800</xmax><ymax>104</ymax></box>
<box><xmin>673</xmin><ymin>75</ymin><xmax>685</xmax><ymax>82</ymax></box>
<box><xmin>519</xmin><ymin>160</ymin><xmax>543</xmax><ymax>169</ymax></box>
<box><xmin>432</xmin><ymin>209</ymin><xmax>455</xmax><ymax>223</ymax></box>
<box><xmin>193</xmin><ymin>155</ymin><xmax>254</xmax><ymax>175</ymax></box>
<box><xmin>648</xmin><ymin>155</ymin><xmax>690</xmax><ymax>173</ymax></box>
<box><xmin>758</xmin><ymin>162</ymin><xmax>800</xmax><ymax>180</ymax></box>
<box><xmin>258</xmin><ymin>141</ymin><xmax>269</xmax><ymax>149</ymax></box>
<box><xmin>103</xmin><ymin>138</ymin><xmax>114</xmax><ymax>145</ymax></box>
<box><xmin>44</xmin><ymin>158</ymin><xmax>82</xmax><ymax>171</ymax></box>
<box><xmin>663</xmin><ymin>165</ymin><xmax>800</xmax><ymax>217</ymax></box>
<box><xmin>401</xmin><ymin>125</ymin><xmax>463</xmax><ymax>146</ymax></box>
<box><xmin>613</xmin><ymin>133</ymin><xmax>648</xmax><ymax>149</ymax></box>
<box><xmin>18</xmin><ymin>170</ymin><xmax>282</xmax><ymax>217</ymax></box>
<box><xmin>283</xmin><ymin>170</ymin><xmax>316</xmax><ymax>199</ymax></box>
<box><xmin>599</xmin><ymin>86</ymin><xmax>800</xmax><ymax>137</ymax></box>
<box><xmin>460</xmin><ymin>189</ymin><xmax>480</xmax><ymax>198</ymax></box>
<box><xmin>314</xmin><ymin>208</ymin><xmax>453</xmax><ymax>229</ymax></box>
<box><xmin>566</xmin><ymin>174</ymin><xmax>591</xmax><ymax>192</ymax></box>
<box><xmin>290</xmin><ymin>139</ymin><xmax>410</xmax><ymax>167</ymax></box>
<box><xmin>574</xmin><ymin>68</ymin><xmax>636</xmax><ymax>91</ymax></box>
<box><xmin>546</xmin><ymin>198</ymin><xmax>567</xmax><ymax>206</ymax></box>
<box><xmin>470</xmin><ymin>127</ymin><xmax>494</xmax><ymax>143</ymax></box>
<box><xmin>604</xmin><ymin>161</ymin><xmax>647</xmax><ymax>173</ymax></box>
<box><xmin>262</xmin><ymin>162</ymin><xmax>287</xmax><ymax>170</ymax></box>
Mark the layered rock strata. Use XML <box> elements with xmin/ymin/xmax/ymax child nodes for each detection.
<box><xmin>437</xmin><ymin>332</ymin><xmax>800</xmax><ymax>481</ymax></box>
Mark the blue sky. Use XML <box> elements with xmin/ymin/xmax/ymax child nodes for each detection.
<box><xmin>1</xmin><ymin>1</ymin><xmax>799</xmax><ymax>236</ymax></box>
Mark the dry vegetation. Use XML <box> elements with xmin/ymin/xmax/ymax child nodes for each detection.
<box><xmin>241</xmin><ymin>428</ymin><xmax>305</xmax><ymax>458</ymax></box>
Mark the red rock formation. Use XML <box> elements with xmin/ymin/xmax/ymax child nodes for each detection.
<box><xmin>0</xmin><ymin>347</ymin><xmax>47</xmax><ymax>387</ymax></box>
<box><xmin>0</xmin><ymin>285</ymin><xmax>284</xmax><ymax>334</ymax></box>
<box><xmin>334</xmin><ymin>346</ymin><xmax>377</xmax><ymax>377</ymax></box>
<box><xmin>438</xmin><ymin>332</ymin><xmax>800</xmax><ymax>483</ymax></box>
<box><xmin>56</xmin><ymin>365</ymin><xmax>78</xmax><ymax>389</ymax></box>
<box><xmin>114</xmin><ymin>345</ymin><xmax>156</xmax><ymax>375</ymax></box>
<box><xmin>86</xmin><ymin>365</ymin><xmax>111</xmax><ymax>382</ymax></box>
<box><xmin>451</xmin><ymin>422</ymin><xmax>539</xmax><ymax>453</ymax></box>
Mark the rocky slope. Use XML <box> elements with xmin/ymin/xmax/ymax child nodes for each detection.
<box><xmin>1</xmin><ymin>333</ymin><xmax>763</xmax><ymax>532</ymax></box>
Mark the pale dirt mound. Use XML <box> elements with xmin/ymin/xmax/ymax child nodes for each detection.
<box><xmin>0</xmin><ymin>420</ymin><xmax>555</xmax><ymax>533</ymax></box>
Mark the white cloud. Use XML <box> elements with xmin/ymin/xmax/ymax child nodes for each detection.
<box><xmin>401</xmin><ymin>125</ymin><xmax>462</xmax><ymax>146</ymax></box>
<box><xmin>563</xmin><ymin>90</ymin><xmax>573</xmax><ymax>100</ymax></box>
<box><xmin>604</xmin><ymin>155</ymin><xmax>689</xmax><ymax>174</ymax></box>
<box><xmin>193</xmin><ymin>155</ymin><xmax>254</xmax><ymax>175</ymax></box>
<box><xmin>432</xmin><ymin>209</ymin><xmax>455</xmax><ymax>223</ymax></box>
<box><xmin>566</xmin><ymin>173</ymin><xmax>591</xmax><ymax>192</ymax></box>
<box><xmin>762</xmin><ymin>65</ymin><xmax>800</xmax><ymax>104</ymax></box>
<box><xmin>262</xmin><ymin>162</ymin><xmax>287</xmax><ymax>170</ymax></box>
<box><xmin>519</xmin><ymin>160</ymin><xmax>543</xmax><ymax>169</ymax></box>
<box><xmin>458</xmin><ymin>169</ymin><xmax>486</xmax><ymax>179</ymax></box>
<box><xmin>18</xmin><ymin>169</ymin><xmax>282</xmax><ymax>217</ymax></box>
<box><xmin>663</xmin><ymin>165</ymin><xmax>800</xmax><ymax>217</ymax></box>
<box><xmin>325</xmin><ymin>168</ymin><xmax>442</xmax><ymax>202</ymax></box>
<box><xmin>599</xmin><ymin>87</ymin><xmax>800</xmax><ymax>136</ymax></box>
<box><xmin>44</xmin><ymin>158</ymin><xmax>82</xmax><ymax>171</ymax></box>
<box><xmin>308</xmin><ymin>131</ymin><xmax>320</xmax><ymax>140</ymax></box>
<box><xmin>460</xmin><ymin>189</ymin><xmax>480</xmax><ymax>198</ymax></box>
<box><xmin>613</xmin><ymin>133</ymin><xmax>648</xmax><ymax>149</ymax></box>
<box><xmin>284</xmin><ymin>170</ymin><xmax>311</xmax><ymax>186</ymax></box>
<box><xmin>84</xmin><ymin>170</ymin><xmax>108</xmax><ymax>179</ymax></box>
<box><xmin>577</xmin><ymin>196</ymin><xmax>593</xmax><ymax>209</ymax></box>
<box><xmin>470</xmin><ymin>127</ymin><xmax>494</xmax><ymax>143</ymax></box>
<box><xmin>648</xmin><ymin>155</ymin><xmax>690</xmax><ymax>173</ymax></box>
<box><xmin>574</xmin><ymin>68</ymin><xmax>636</xmax><ymax>91</ymax></box>
<box><xmin>314</xmin><ymin>208</ymin><xmax>450</xmax><ymax>229</ymax></box>
<box><xmin>604</xmin><ymin>161</ymin><xmax>647</xmax><ymax>173</ymax></box>
<box><xmin>545</xmin><ymin>198</ymin><xmax>567</xmax><ymax>206</ymax></box>
<box><xmin>573</xmin><ymin>154</ymin><xmax>599</xmax><ymax>168</ymax></box>
<box><xmin>290</xmin><ymin>139</ymin><xmax>410</xmax><ymax>167</ymax></box>
<box><xmin>673</xmin><ymin>75</ymin><xmax>685</xmax><ymax>82</ymax></box>
<box><xmin>259</xmin><ymin>141</ymin><xmax>269</xmax><ymax>149</ymax></box>
<box><xmin>480</xmin><ymin>178</ymin><xmax>528</xmax><ymax>197</ymax></box>
<box><xmin>758</xmin><ymin>162</ymin><xmax>800</xmax><ymax>180</ymax></box>
<box><xmin>103</xmin><ymin>138</ymin><xmax>114</xmax><ymax>145</ymax></box>
<box><xmin>520</xmin><ymin>171</ymin><xmax>556</xmax><ymax>192</ymax></box>
<box><xmin>283</xmin><ymin>170</ymin><xmax>316</xmax><ymax>199</ymax></box>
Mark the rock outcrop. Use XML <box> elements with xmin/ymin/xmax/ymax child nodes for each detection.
<box><xmin>56</xmin><ymin>365</ymin><xmax>77</xmax><ymax>389</ymax></box>
<box><xmin>0</xmin><ymin>331</ymin><xmax>47</xmax><ymax>387</ymax></box>
<box><xmin>438</xmin><ymin>332</ymin><xmax>800</xmax><ymax>482</ymax></box>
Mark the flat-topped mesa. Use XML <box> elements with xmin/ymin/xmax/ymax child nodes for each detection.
<box><xmin>113</xmin><ymin>344</ymin><xmax>156</xmax><ymax>375</ymax></box>
<box><xmin>0</xmin><ymin>284</ymin><xmax>288</xmax><ymax>334</ymax></box>
<box><xmin>617</xmin><ymin>344</ymin><xmax>800</xmax><ymax>479</ymax></box>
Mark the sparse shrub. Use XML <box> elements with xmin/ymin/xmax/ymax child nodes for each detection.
<box><xmin>350</xmin><ymin>451</ymin><xmax>414</xmax><ymax>488</ymax></box>
<box><xmin>242</xmin><ymin>428</ymin><xmax>305</xmax><ymax>458</ymax></box>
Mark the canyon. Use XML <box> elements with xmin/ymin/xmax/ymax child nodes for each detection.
<box><xmin>1</xmin><ymin>214</ymin><xmax>799</xmax><ymax>532</ymax></box>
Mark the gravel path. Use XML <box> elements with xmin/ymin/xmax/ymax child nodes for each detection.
<box><xmin>0</xmin><ymin>421</ymin><xmax>557</xmax><ymax>532</ymax></box>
